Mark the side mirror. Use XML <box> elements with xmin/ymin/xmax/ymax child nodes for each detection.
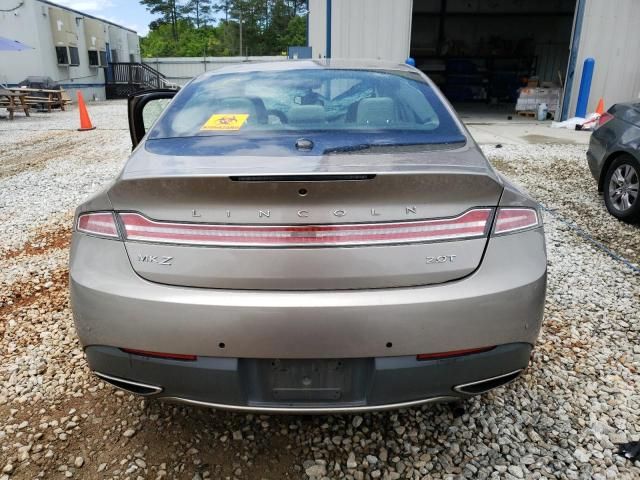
<box><xmin>127</xmin><ymin>89</ymin><xmax>177</xmax><ymax>149</ymax></box>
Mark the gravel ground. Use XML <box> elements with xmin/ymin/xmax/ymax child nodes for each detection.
<box><xmin>486</xmin><ymin>144</ymin><xmax>640</xmax><ymax>267</ymax></box>
<box><xmin>0</xmin><ymin>102</ymin><xmax>639</xmax><ymax>480</ymax></box>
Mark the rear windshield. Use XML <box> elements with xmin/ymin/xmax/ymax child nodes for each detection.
<box><xmin>149</xmin><ymin>68</ymin><xmax>464</xmax><ymax>144</ymax></box>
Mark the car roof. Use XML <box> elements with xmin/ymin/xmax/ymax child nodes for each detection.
<box><xmin>196</xmin><ymin>59</ymin><xmax>417</xmax><ymax>79</ymax></box>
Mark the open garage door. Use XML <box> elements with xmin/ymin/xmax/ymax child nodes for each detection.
<box><xmin>411</xmin><ymin>0</ymin><xmax>576</xmax><ymax>119</ymax></box>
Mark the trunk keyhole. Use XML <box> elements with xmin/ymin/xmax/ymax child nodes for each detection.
<box><xmin>298</xmin><ymin>188</ymin><xmax>308</xmax><ymax>196</ymax></box>
<box><xmin>295</xmin><ymin>138</ymin><xmax>314</xmax><ymax>151</ymax></box>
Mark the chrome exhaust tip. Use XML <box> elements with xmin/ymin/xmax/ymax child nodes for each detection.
<box><xmin>95</xmin><ymin>372</ymin><xmax>163</xmax><ymax>396</ymax></box>
<box><xmin>453</xmin><ymin>369</ymin><xmax>523</xmax><ymax>395</ymax></box>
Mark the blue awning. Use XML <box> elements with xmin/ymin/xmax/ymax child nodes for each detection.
<box><xmin>0</xmin><ymin>36</ymin><xmax>34</xmax><ymax>51</ymax></box>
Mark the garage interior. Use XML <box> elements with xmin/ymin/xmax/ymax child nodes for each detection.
<box><xmin>410</xmin><ymin>0</ymin><xmax>577</xmax><ymax>118</ymax></box>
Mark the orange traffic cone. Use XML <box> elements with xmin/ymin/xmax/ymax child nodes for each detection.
<box><xmin>77</xmin><ymin>91</ymin><xmax>96</xmax><ymax>131</ymax></box>
<box><xmin>595</xmin><ymin>98</ymin><xmax>605</xmax><ymax>115</ymax></box>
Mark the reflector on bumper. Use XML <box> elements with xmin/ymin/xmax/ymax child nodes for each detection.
<box><xmin>119</xmin><ymin>209</ymin><xmax>493</xmax><ymax>247</ymax></box>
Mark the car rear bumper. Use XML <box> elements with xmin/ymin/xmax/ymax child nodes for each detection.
<box><xmin>71</xmin><ymin>227</ymin><xmax>545</xmax><ymax>409</ymax></box>
<box><xmin>70</xmin><ymin>228</ymin><xmax>546</xmax><ymax>359</ymax></box>
<box><xmin>86</xmin><ymin>342</ymin><xmax>532</xmax><ymax>413</ymax></box>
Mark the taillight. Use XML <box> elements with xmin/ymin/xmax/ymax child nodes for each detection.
<box><xmin>76</xmin><ymin>212</ymin><xmax>120</xmax><ymax>238</ymax></box>
<box><xmin>596</xmin><ymin>112</ymin><xmax>614</xmax><ymax>129</ymax></box>
<box><xmin>120</xmin><ymin>348</ymin><xmax>197</xmax><ymax>361</ymax></box>
<box><xmin>417</xmin><ymin>346</ymin><xmax>495</xmax><ymax>361</ymax></box>
<box><xmin>119</xmin><ymin>209</ymin><xmax>493</xmax><ymax>247</ymax></box>
<box><xmin>493</xmin><ymin>208</ymin><xmax>539</xmax><ymax>235</ymax></box>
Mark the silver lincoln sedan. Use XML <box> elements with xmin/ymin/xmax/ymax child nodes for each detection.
<box><xmin>70</xmin><ymin>60</ymin><xmax>546</xmax><ymax>413</ymax></box>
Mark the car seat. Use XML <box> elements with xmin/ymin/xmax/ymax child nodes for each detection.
<box><xmin>287</xmin><ymin>105</ymin><xmax>327</xmax><ymax>125</ymax></box>
<box><xmin>215</xmin><ymin>97</ymin><xmax>268</xmax><ymax>124</ymax></box>
<box><xmin>356</xmin><ymin>97</ymin><xmax>396</xmax><ymax>126</ymax></box>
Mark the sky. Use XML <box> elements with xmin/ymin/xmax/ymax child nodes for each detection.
<box><xmin>52</xmin><ymin>0</ymin><xmax>156</xmax><ymax>36</ymax></box>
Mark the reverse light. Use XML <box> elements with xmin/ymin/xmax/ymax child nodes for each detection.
<box><xmin>596</xmin><ymin>112</ymin><xmax>614</xmax><ymax>129</ymax></box>
<box><xmin>118</xmin><ymin>209</ymin><xmax>493</xmax><ymax>247</ymax></box>
<box><xmin>120</xmin><ymin>348</ymin><xmax>197</xmax><ymax>361</ymax></box>
<box><xmin>76</xmin><ymin>212</ymin><xmax>119</xmax><ymax>238</ymax></box>
<box><xmin>417</xmin><ymin>346</ymin><xmax>495</xmax><ymax>361</ymax></box>
<box><xmin>493</xmin><ymin>208</ymin><xmax>539</xmax><ymax>235</ymax></box>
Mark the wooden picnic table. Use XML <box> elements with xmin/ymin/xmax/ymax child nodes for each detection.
<box><xmin>0</xmin><ymin>89</ymin><xmax>30</xmax><ymax>120</ymax></box>
<box><xmin>7</xmin><ymin>87</ymin><xmax>66</xmax><ymax>112</ymax></box>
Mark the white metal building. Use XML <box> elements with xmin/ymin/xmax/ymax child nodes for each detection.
<box><xmin>0</xmin><ymin>0</ymin><xmax>141</xmax><ymax>100</ymax></box>
<box><xmin>308</xmin><ymin>0</ymin><xmax>640</xmax><ymax>120</ymax></box>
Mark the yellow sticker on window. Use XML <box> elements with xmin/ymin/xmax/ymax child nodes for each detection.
<box><xmin>200</xmin><ymin>113</ymin><xmax>250</xmax><ymax>131</ymax></box>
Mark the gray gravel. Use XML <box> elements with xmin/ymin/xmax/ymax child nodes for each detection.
<box><xmin>0</xmin><ymin>101</ymin><xmax>129</xmax><ymax>255</ymax></box>
<box><xmin>0</xmin><ymin>103</ymin><xmax>639</xmax><ymax>479</ymax></box>
<box><xmin>486</xmin><ymin>143</ymin><xmax>640</xmax><ymax>266</ymax></box>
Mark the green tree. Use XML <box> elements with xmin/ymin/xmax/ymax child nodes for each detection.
<box><xmin>141</xmin><ymin>0</ymin><xmax>181</xmax><ymax>40</ymax></box>
<box><xmin>183</xmin><ymin>0</ymin><xmax>213</xmax><ymax>28</ymax></box>
<box><xmin>141</xmin><ymin>20</ymin><xmax>228</xmax><ymax>57</ymax></box>
<box><xmin>140</xmin><ymin>0</ymin><xmax>308</xmax><ymax>57</ymax></box>
<box><xmin>284</xmin><ymin>14</ymin><xmax>306</xmax><ymax>47</ymax></box>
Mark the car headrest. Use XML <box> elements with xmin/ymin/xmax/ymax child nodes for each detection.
<box><xmin>287</xmin><ymin>105</ymin><xmax>326</xmax><ymax>125</ymax></box>
<box><xmin>356</xmin><ymin>97</ymin><xmax>396</xmax><ymax>126</ymax></box>
<box><xmin>215</xmin><ymin>97</ymin><xmax>267</xmax><ymax>124</ymax></box>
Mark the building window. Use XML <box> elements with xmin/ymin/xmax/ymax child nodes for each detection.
<box><xmin>111</xmin><ymin>49</ymin><xmax>118</xmax><ymax>63</ymax></box>
<box><xmin>88</xmin><ymin>50</ymin><xmax>99</xmax><ymax>67</ymax></box>
<box><xmin>99</xmin><ymin>50</ymin><xmax>107</xmax><ymax>66</ymax></box>
<box><xmin>69</xmin><ymin>46</ymin><xmax>80</xmax><ymax>66</ymax></box>
<box><xmin>55</xmin><ymin>46</ymin><xmax>69</xmax><ymax>65</ymax></box>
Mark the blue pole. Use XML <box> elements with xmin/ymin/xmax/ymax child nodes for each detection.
<box><xmin>575</xmin><ymin>57</ymin><xmax>595</xmax><ymax>118</ymax></box>
<box><xmin>326</xmin><ymin>0</ymin><xmax>332</xmax><ymax>58</ymax></box>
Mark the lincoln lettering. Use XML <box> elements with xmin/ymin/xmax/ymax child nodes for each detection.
<box><xmin>190</xmin><ymin>206</ymin><xmax>420</xmax><ymax>219</ymax></box>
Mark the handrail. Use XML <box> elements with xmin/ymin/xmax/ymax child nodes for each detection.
<box><xmin>106</xmin><ymin>62</ymin><xmax>178</xmax><ymax>90</ymax></box>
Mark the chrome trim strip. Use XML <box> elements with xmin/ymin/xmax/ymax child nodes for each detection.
<box><xmin>158</xmin><ymin>395</ymin><xmax>459</xmax><ymax>414</ymax></box>
<box><xmin>118</xmin><ymin>209</ymin><xmax>493</xmax><ymax>248</ymax></box>
<box><xmin>94</xmin><ymin>372</ymin><xmax>164</xmax><ymax>396</ymax></box>
<box><xmin>453</xmin><ymin>369</ymin><xmax>523</xmax><ymax>394</ymax></box>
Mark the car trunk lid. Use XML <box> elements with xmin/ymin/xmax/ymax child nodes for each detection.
<box><xmin>108</xmin><ymin>145</ymin><xmax>503</xmax><ymax>290</ymax></box>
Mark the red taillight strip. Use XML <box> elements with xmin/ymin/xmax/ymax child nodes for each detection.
<box><xmin>121</xmin><ymin>348</ymin><xmax>197</xmax><ymax>361</ymax></box>
<box><xmin>77</xmin><ymin>212</ymin><xmax>119</xmax><ymax>238</ymax></box>
<box><xmin>494</xmin><ymin>208</ymin><xmax>539</xmax><ymax>235</ymax></box>
<box><xmin>119</xmin><ymin>209</ymin><xmax>492</xmax><ymax>247</ymax></box>
<box><xmin>416</xmin><ymin>346</ymin><xmax>495</xmax><ymax>361</ymax></box>
<box><xmin>596</xmin><ymin>112</ymin><xmax>614</xmax><ymax>129</ymax></box>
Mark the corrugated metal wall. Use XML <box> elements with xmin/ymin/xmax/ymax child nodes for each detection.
<box><xmin>308</xmin><ymin>0</ymin><xmax>413</xmax><ymax>62</ymax></box>
<box><xmin>308</xmin><ymin>0</ymin><xmax>327</xmax><ymax>59</ymax></box>
<box><xmin>567</xmin><ymin>0</ymin><xmax>640</xmax><ymax>115</ymax></box>
<box><xmin>332</xmin><ymin>0</ymin><xmax>412</xmax><ymax>61</ymax></box>
<box><xmin>535</xmin><ymin>43</ymin><xmax>569</xmax><ymax>84</ymax></box>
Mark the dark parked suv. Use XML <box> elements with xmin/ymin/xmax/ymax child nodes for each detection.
<box><xmin>587</xmin><ymin>103</ymin><xmax>640</xmax><ymax>223</ymax></box>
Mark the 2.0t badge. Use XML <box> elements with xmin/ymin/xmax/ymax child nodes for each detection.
<box><xmin>426</xmin><ymin>255</ymin><xmax>457</xmax><ymax>264</ymax></box>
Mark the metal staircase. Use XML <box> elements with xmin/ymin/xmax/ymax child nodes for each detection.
<box><xmin>105</xmin><ymin>62</ymin><xmax>178</xmax><ymax>99</ymax></box>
